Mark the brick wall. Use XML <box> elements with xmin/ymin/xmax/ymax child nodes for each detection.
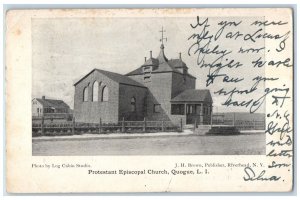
<box><xmin>118</xmin><ymin>84</ymin><xmax>147</xmax><ymax>121</ymax></box>
<box><xmin>127</xmin><ymin>71</ymin><xmax>198</xmax><ymax>124</ymax></box>
<box><xmin>171</xmin><ymin>72</ymin><xmax>196</xmax><ymax>98</ymax></box>
<box><xmin>74</xmin><ymin>70</ymin><xmax>119</xmax><ymax>123</ymax></box>
<box><xmin>126</xmin><ymin>73</ymin><xmax>170</xmax><ymax>121</ymax></box>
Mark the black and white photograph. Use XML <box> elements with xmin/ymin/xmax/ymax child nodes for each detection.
<box><xmin>31</xmin><ymin>16</ymin><xmax>268</xmax><ymax>156</ymax></box>
<box><xmin>5</xmin><ymin>7</ymin><xmax>294</xmax><ymax>193</ymax></box>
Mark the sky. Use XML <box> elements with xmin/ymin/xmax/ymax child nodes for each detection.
<box><xmin>32</xmin><ymin>17</ymin><xmax>265</xmax><ymax>113</ymax></box>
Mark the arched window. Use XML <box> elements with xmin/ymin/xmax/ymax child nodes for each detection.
<box><xmin>92</xmin><ymin>81</ymin><xmax>99</xmax><ymax>102</ymax></box>
<box><xmin>101</xmin><ymin>86</ymin><xmax>109</xmax><ymax>102</ymax></box>
<box><xmin>83</xmin><ymin>87</ymin><xmax>88</xmax><ymax>102</ymax></box>
<box><xmin>131</xmin><ymin>97</ymin><xmax>136</xmax><ymax>112</ymax></box>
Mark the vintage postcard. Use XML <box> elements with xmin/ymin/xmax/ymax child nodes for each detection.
<box><xmin>6</xmin><ymin>8</ymin><xmax>293</xmax><ymax>192</ymax></box>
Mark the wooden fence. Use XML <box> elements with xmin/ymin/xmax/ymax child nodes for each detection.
<box><xmin>32</xmin><ymin>117</ymin><xmax>183</xmax><ymax>137</ymax></box>
<box><xmin>212</xmin><ymin>119</ymin><xmax>265</xmax><ymax>130</ymax></box>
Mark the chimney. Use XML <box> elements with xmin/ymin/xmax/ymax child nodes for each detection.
<box><xmin>150</xmin><ymin>51</ymin><xmax>152</xmax><ymax>58</ymax></box>
<box><xmin>179</xmin><ymin>52</ymin><xmax>182</xmax><ymax>60</ymax></box>
<box><xmin>42</xmin><ymin>96</ymin><xmax>45</xmax><ymax>100</ymax></box>
<box><xmin>144</xmin><ymin>57</ymin><xmax>147</xmax><ymax>62</ymax></box>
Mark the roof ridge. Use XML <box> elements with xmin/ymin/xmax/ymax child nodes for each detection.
<box><xmin>36</xmin><ymin>98</ymin><xmax>63</xmax><ymax>102</ymax></box>
<box><xmin>95</xmin><ymin>68</ymin><xmax>122</xmax><ymax>75</ymax></box>
<box><xmin>95</xmin><ymin>68</ymin><xmax>146</xmax><ymax>88</ymax></box>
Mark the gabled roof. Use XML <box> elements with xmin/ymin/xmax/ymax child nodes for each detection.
<box><xmin>171</xmin><ymin>89</ymin><xmax>213</xmax><ymax>103</ymax></box>
<box><xmin>35</xmin><ymin>98</ymin><xmax>70</xmax><ymax>109</ymax></box>
<box><xmin>74</xmin><ymin>68</ymin><xmax>146</xmax><ymax>88</ymax></box>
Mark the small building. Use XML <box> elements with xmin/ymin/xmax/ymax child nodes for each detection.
<box><xmin>32</xmin><ymin>96</ymin><xmax>71</xmax><ymax>118</ymax></box>
<box><xmin>74</xmin><ymin>42</ymin><xmax>213</xmax><ymax>125</ymax></box>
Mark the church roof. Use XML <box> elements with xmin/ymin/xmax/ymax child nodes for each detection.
<box><xmin>171</xmin><ymin>89</ymin><xmax>213</xmax><ymax>103</ymax></box>
<box><xmin>96</xmin><ymin>69</ymin><xmax>146</xmax><ymax>87</ymax></box>
<box><xmin>143</xmin><ymin>58</ymin><xmax>159</xmax><ymax>66</ymax></box>
<box><xmin>35</xmin><ymin>98</ymin><xmax>70</xmax><ymax>109</ymax></box>
<box><xmin>157</xmin><ymin>44</ymin><xmax>169</xmax><ymax>63</ymax></box>
<box><xmin>168</xmin><ymin>59</ymin><xmax>188</xmax><ymax>69</ymax></box>
<box><xmin>126</xmin><ymin>45</ymin><xmax>194</xmax><ymax>78</ymax></box>
<box><xmin>74</xmin><ymin>68</ymin><xmax>146</xmax><ymax>88</ymax></box>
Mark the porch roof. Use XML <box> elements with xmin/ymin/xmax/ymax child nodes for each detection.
<box><xmin>171</xmin><ymin>89</ymin><xmax>213</xmax><ymax>103</ymax></box>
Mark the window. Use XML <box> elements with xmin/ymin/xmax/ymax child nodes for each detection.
<box><xmin>83</xmin><ymin>87</ymin><xmax>88</xmax><ymax>102</ymax></box>
<box><xmin>131</xmin><ymin>97</ymin><xmax>136</xmax><ymax>112</ymax></box>
<box><xmin>143</xmin><ymin>68</ymin><xmax>152</xmax><ymax>82</ymax></box>
<box><xmin>186</xmin><ymin>105</ymin><xmax>194</xmax><ymax>114</ymax></box>
<box><xmin>144</xmin><ymin>76</ymin><xmax>151</xmax><ymax>82</ymax></box>
<box><xmin>92</xmin><ymin>81</ymin><xmax>99</xmax><ymax>102</ymax></box>
<box><xmin>101</xmin><ymin>86</ymin><xmax>109</xmax><ymax>102</ymax></box>
<box><xmin>154</xmin><ymin>104</ymin><xmax>161</xmax><ymax>113</ymax></box>
<box><xmin>171</xmin><ymin>104</ymin><xmax>184</xmax><ymax>115</ymax></box>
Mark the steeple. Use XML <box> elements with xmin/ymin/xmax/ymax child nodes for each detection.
<box><xmin>126</xmin><ymin>27</ymin><xmax>192</xmax><ymax>77</ymax></box>
<box><xmin>158</xmin><ymin>27</ymin><xmax>168</xmax><ymax>63</ymax></box>
<box><xmin>157</xmin><ymin>43</ymin><xmax>168</xmax><ymax>63</ymax></box>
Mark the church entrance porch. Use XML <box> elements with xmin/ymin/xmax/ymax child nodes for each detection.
<box><xmin>171</xmin><ymin>103</ymin><xmax>212</xmax><ymax>125</ymax></box>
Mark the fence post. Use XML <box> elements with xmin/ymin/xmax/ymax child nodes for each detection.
<box><xmin>233</xmin><ymin>112</ymin><xmax>236</xmax><ymax>126</ymax></box>
<box><xmin>41</xmin><ymin>116</ymin><xmax>44</xmax><ymax>136</ymax></box>
<box><xmin>194</xmin><ymin>119</ymin><xmax>197</xmax><ymax>130</ymax></box>
<box><xmin>143</xmin><ymin>117</ymin><xmax>146</xmax><ymax>133</ymax></box>
<box><xmin>99</xmin><ymin>118</ymin><xmax>102</xmax><ymax>134</ymax></box>
<box><xmin>180</xmin><ymin>118</ymin><xmax>183</xmax><ymax>132</ymax></box>
<box><xmin>122</xmin><ymin>117</ymin><xmax>125</xmax><ymax>133</ymax></box>
<box><xmin>72</xmin><ymin>117</ymin><xmax>75</xmax><ymax>134</ymax></box>
<box><xmin>162</xmin><ymin>120</ymin><xmax>164</xmax><ymax>132</ymax></box>
<box><xmin>210</xmin><ymin>114</ymin><xmax>213</xmax><ymax>128</ymax></box>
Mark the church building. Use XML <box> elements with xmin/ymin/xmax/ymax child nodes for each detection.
<box><xmin>73</xmin><ymin>31</ymin><xmax>213</xmax><ymax>125</ymax></box>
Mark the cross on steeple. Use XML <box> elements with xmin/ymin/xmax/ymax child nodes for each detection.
<box><xmin>159</xmin><ymin>26</ymin><xmax>167</xmax><ymax>45</ymax></box>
